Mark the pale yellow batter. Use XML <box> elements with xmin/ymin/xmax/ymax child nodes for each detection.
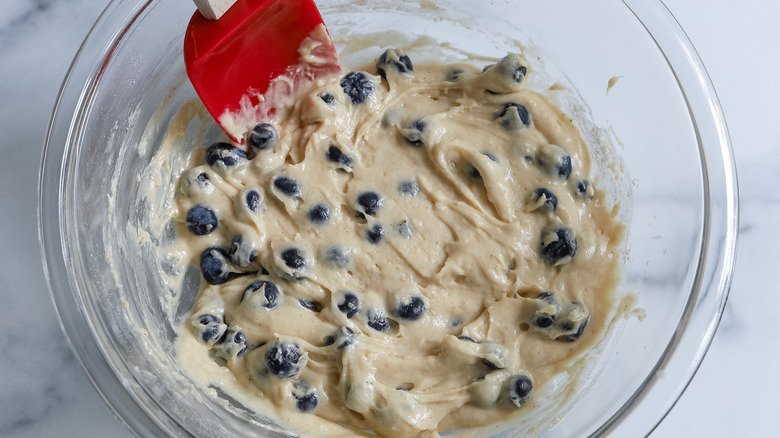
<box><xmin>172</xmin><ymin>50</ymin><xmax>623</xmax><ymax>437</ymax></box>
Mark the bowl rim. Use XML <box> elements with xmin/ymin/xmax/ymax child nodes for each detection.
<box><xmin>38</xmin><ymin>0</ymin><xmax>738</xmax><ymax>436</ymax></box>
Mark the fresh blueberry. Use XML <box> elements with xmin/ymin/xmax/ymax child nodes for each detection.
<box><xmin>540</xmin><ymin>225</ymin><xmax>578</xmax><ymax>266</ymax></box>
<box><xmin>357</xmin><ymin>191</ymin><xmax>383</xmax><ymax>216</ymax></box>
<box><xmin>229</xmin><ymin>235</ymin><xmax>257</xmax><ymax>268</ymax></box>
<box><xmin>308</xmin><ymin>204</ymin><xmax>331</xmax><ymax>225</ymax></box>
<box><xmin>334</xmin><ymin>326</ymin><xmax>357</xmax><ymax>350</ymax></box>
<box><xmin>398</xmin><ymin>181</ymin><xmax>419</xmax><ymax>196</ymax></box>
<box><xmin>367</xmin><ymin>310</ymin><xmax>391</xmax><ymax>332</ymax></box>
<box><xmin>482</xmin><ymin>358</ymin><xmax>502</xmax><ymax>370</ymax></box>
<box><xmin>458</xmin><ymin>336</ymin><xmax>477</xmax><ymax>343</ymax></box>
<box><xmin>366</xmin><ymin>224</ymin><xmax>385</xmax><ymax>244</ymax></box>
<box><xmin>446</xmin><ymin>68</ymin><xmax>464</xmax><ymax>81</ymax></box>
<box><xmin>537</xmin><ymin>144</ymin><xmax>573</xmax><ymax>179</ymax></box>
<box><xmin>503</xmin><ymin>374</ymin><xmax>534</xmax><ymax>408</ymax></box>
<box><xmin>532</xmin><ymin>292</ymin><xmax>562</xmax><ymax>329</ymax></box>
<box><xmin>323</xmin><ymin>246</ymin><xmax>351</xmax><ymax>268</ymax></box>
<box><xmin>264</xmin><ymin>340</ymin><xmax>306</xmax><ymax>379</ymax></box>
<box><xmin>320</xmin><ymin>93</ymin><xmax>335</xmax><ymax>105</ymax></box>
<box><xmin>376</xmin><ymin>48</ymin><xmax>413</xmax><ymax>78</ymax></box>
<box><xmin>482</xmin><ymin>152</ymin><xmax>499</xmax><ymax>163</ymax></box>
<box><xmin>530</xmin><ymin>188</ymin><xmax>558</xmax><ymax>213</ymax></box>
<box><xmin>463</xmin><ymin>163</ymin><xmax>481</xmax><ymax>180</ymax></box>
<box><xmin>575</xmin><ymin>179</ymin><xmax>594</xmax><ymax>199</ymax></box>
<box><xmin>247</xmin><ymin>123</ymin><xmax>278</xmax><ymax>151</ymax></box>
<box><xmin>241</xmin><ymin>280</ymin><xmax>281</xmax><ymax>310</ymax></box>
<box><xmin>200</xmin><ymin>247</ymin><xmax>233</xmax><ymax>285</ymax></box>
<box><xmin>326</xmin><ymin>145</ymin><xmax>354</xmax><ymax>170</ymax></box>
<box><xmin>402</xmin><ymin>119</ymin><xmax>427</xmax><ymax>146</ymax></box>
<box><xmin>291</xmin><ymin>380</ymin><xmax>319</xmax><ymax>413</ymax></box>
<box><xmin>395</xmin><ymin>296</ymin><xmax>425</xmax><ymax>321</ymax></box>
<box><xmin>512</xmin><ymin>65</ymin><xmax>528</xmax><ymax>83</ymax></box>
<box><xmin>340</xmin><ymin>71</ymin><xmax>374</xmax><ymax>104</ymax></box>
<box><xmin>397</xmin><ymin>221</ymin><xmax>413</xmax><ymax>238</ymax></box>
<box><xmin>556</xmin><ymin>302</ymin><xmax>590</xmax><ymax>342</ymax></box>
<box><xmin>205</xmin><ymin>142</ymin><xmax>247</xmax><ymax>167</ymax></box>
<box><xmin>272</xmin><ymin>176</ymin><xmax>302</xmax><ymax>198</ymax></box>
<box><xmin>192</xmin><ymin>313</ymin><xmax>226</xmax><ymax>345</ymax></box>
<box><xmin>338</xmin><ymin>292</ymin><xmax>360</xmax><ymax>318</ymax></box>
<box><xmin>299</xmin><ymin>299</ymin><xmax>322</xmax><ymax>312</ymax></box>
<box><xmin>245</xmin><ymin>189</ymin><xmax>261</xmax><ymax>212</ymax></box>
<box><xmin>214</xmin><ymin>327</ymin><xmax>248</xmax><ymax>361</ymax></box>
<box><xmin>495</xmin><ymin>102</ymin><xmax>531</xmax><ymax>130</ymax></box>
<box><xmin>186</xmin><ymin>205</ymin><xmax>218</xmax><ymax>235</ymax></box>
<box><xmin>281</xmin><ymin>247</ymin><xmax>307</xmax><ymax>271</ymax></box>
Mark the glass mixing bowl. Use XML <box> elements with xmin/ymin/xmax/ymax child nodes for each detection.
<box><xmin>39</xmin><ymin>0</ymin><xmax>738</xmax><ymax>436</ymax></box>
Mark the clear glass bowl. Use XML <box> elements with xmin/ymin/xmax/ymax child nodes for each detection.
<box><xmin>39</xmin><ymin>0</ymin><xmax>738</xmax><ymax>436</ymax></box>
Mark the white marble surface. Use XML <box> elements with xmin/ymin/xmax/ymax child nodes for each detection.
<box><xmin>0</xmin><ymin>0</ymin><xmax>776</xmax><ymax>436</ymax></box>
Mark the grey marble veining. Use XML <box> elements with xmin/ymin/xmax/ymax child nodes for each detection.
<box><xmin>0</xmin><ymin>0</ymin><xmax>777</xmax><ymax>437</ymax></box>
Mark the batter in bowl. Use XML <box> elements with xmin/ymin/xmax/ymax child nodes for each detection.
<box><xmin>171</xmin><ymin>49</ymin><xmax>624</xmax><ymax>437</ymax></box>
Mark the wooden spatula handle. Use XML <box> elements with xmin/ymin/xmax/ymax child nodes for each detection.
<box><xmin>193</xmin><ymin>0</ymin><xmax>238</xmax><ymax>20</ymax></box>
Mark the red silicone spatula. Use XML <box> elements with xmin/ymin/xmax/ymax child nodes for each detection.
<box><xmin>184</xmin><ymin>0</ymin><xmax>339</xmax><ymax>143</ymax></box>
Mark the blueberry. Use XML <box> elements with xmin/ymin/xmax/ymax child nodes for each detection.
<box><xmin>247</xmin><ymin>123</ymin><xmax>278</xmax><ymax>151</ymax></box>
<box><xmin>334</xmin><ymin>326</ymin><xmax>357</xmax><ymax>350</ymax></box>
<box><xmin>265</xmin><ymin>340</ymin><xmax>306</xmax><ymax>379</ymax></box>
<box><xmin>299</xmin><ymin>299</ymin><xmax>322</xmax><ymax>312</ymax></box>
<box><xmin>338</xmin><ymin>292</ymin><xmax>360</xmax><ymax>318</ymax></box>
<box><xmin>540</xmin><ymin>225</ymin><xmax>578</xmax><ymax>266</ymax></box>
<box><xmin>537</xmin><ymin>144</ymin><xmax>573</xmax><ymax>180</ymax></box>
<box><xmin>555</xmin><ymin>155</ymin><xmax>573</xmax><ymax>179</ymax></box>
<box><xmin>446</xmin><ymin>68</ymin><xmax>464</xmax><ymax>81</ymax></box>
<box><xmin>366</xmin><ymin>224</ymin><xmax>385</xmax><ymax>244</ymax></box>
<box><xmin>214</xmin><ymin>327</ymin><xmax>248</xmax><ymax>361</ymax></box>
<box><xmin>200</xmin><ymin>247</ymin><xmax>233</xmax><ymax>285</ymax></box>
<box><xmin>323</xmin><ymin>246</ymin><xmax>351</xmax><ymax>268</ymax></box>
<box><xmin>291</xmin><ymin>380</ymin><xmax>319</xmax><ymax>413</ymax></box>
<box><xmin>464</xmin><ymin>163</ymin><xmax>481</xmax><ymax>180</ymax></box>
<box><xmin>196</xmin><ymin>172</ymin><xmax>209</xmax><ymax>182</ymax></box>
<box><xmin>308</xmin><ymin>204</ymin><xmax>331</xmax><ymax>224</ymax></box>
<box><xmin>273</xmin><ymin>176</ymin><xmax>302</xmax><ymax>198</ymax></box>
<box><xmin>340</xmin><ymin>71</ymin><xmax>374</xmax><ymax>104</ymax></box>
<box><xmin>512</xmin><ymin>65</ymin><xmax>528</xmax><ymax>83</ymax></box>
<box><xmin>192</xmin><ymin>313</ymin><xmax>226</xmax><ymax>345</ymax></box>
<box><xmin>530</xmin><ymin>188</ymin><xmax>558</xmax><ymax>213</ymax></box>
<box><xmin>320</xmin><ymin>93</ymin><xmax>335</xmax><ymax>105</ymax></box>
<box><xmin>398</xmin><ymin>181</ymin><xmax>419</xmax><ymax>196</ymax></box>
<box><xmin>575</xmin><ymin>179</ymin><xmax>594</xmax><ymax>199</ymax></box>
<box><xmin>326</xmin><ymin>145</ymin><xmax>354</xmax><ymax>170</ymax></box>
<box><xmin>532</xmin><ymin>292</ymin><xmax>562</xmax><ymax>329</ymax></box>
<box><xmin>367</xmin><ymin>310</ymin><xmax>391</xmax><ymax>332</ymax></box>
<box><xmin>245</xmin><ymin>189</ymin><xmax>261</xmax><ymax>212</ymax></box>
<box><xmin>556</xmin><ymin>302</ymin><xmax>590</xmax><ymax>342</ymax></box>
<box><xmin>281</xmin><ymin>247</ymin><xmax>307</xmax><ymax>271</ymax></box>
<box><xmin>229</xmin><ymin>235</ymin><xmax>257</xmax><ymax>268</ymax></box>
<box><xmin>458</xmin><ymin>336</ymin><xmax>477</xmax><ymax>343</ymax></box>
<box><xmin>186</xmin><ymin>205</ymin><xmax>218</xmax><ymax>235</ymax></box>
<box><xmin>502</xmin><ymin>374</ymin><xmax>534</xmax><ymax>408</ymax></box>
<box><xmin>397</xmin><ymin>221</ymin><xmax>413</xmax><ymax>237</ymax></box>
<box><xmin>376</xmin><ymin>48</ymin><xmax>413</xmax><ymax>78</ymax></box>
<box><xmin>242</xmin><ymin>280</ymin><xmax>281</xmax><ymax>310</ymax></box>
<box><xmin>482</xmin><ymin>152</ymin><xmax>499</xmax><ymax>163</ymax></box>
<box><xmin>205</xmin><ymin>142</ymin><xmax>247</xmax><ymax>167</ymax></box>
<box><xmin>395</xmin><ymin>296</ymin><xmax>425</xmax><ymax>321</ymax></box>
<box><xmin>357</xmin><ymin>191</ymin><xmax>383</xmax><ymax>216</ymax></box>
<box><xmin>495</xmin><ymin>102</ymin><xmax>531</xmax><ymax>130</ymax></box>
<box><xmin>402</xmin><ymin>119</ymin><xmax>427</xmax><ymax>146</ymax></box>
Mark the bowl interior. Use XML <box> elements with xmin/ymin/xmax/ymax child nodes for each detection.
<box><xmin>43</xmin><ymin>0</ymin><xmax>732</xmax><ymax>436</ymax></box>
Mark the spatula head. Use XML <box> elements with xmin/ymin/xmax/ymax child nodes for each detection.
<box><xmin>184</xmin><ymin>0</ymin><xmax>338</xmax><ymax>142</ymax></box>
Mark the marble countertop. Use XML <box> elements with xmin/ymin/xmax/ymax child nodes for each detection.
<box><xmin>1</xmin><ymin>0</ymin><xmax>775</xmax><ymax>436</ymax></box>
